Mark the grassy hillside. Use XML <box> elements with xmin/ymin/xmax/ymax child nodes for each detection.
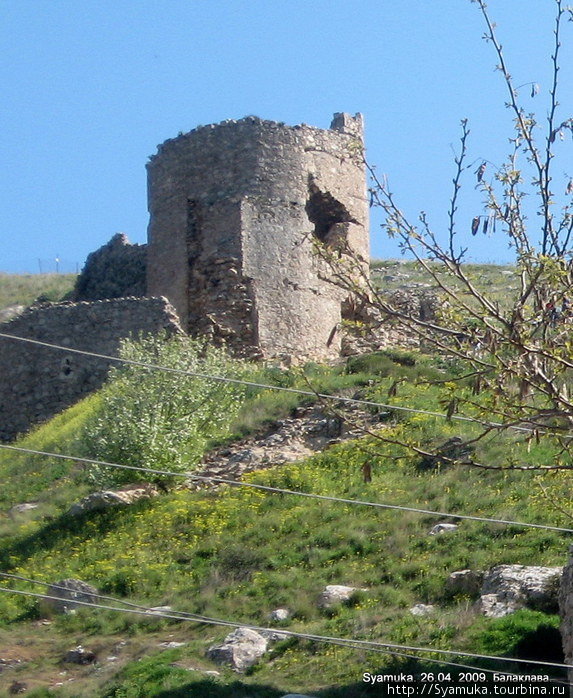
<box><xmin>0</xmin><ymin>273</ymin><xmax>76</xmax><ymax>313</ymax></box>
<box><xmin>371</xmin><ymin>259</ymin><xmax>519</xmax><ymax>310</ymax></box>
<box><xmin>0</xmin><ymin>346</ymin><xmax>570</xmax><ymax>696</ymax></box>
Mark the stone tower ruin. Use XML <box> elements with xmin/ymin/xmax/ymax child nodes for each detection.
<box><xmin>146</xmin><ymin>113</ymin><xmax>369</xmax><ymax>361</ymax></box>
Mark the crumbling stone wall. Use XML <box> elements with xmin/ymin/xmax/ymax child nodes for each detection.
<box><xmin>73</xmin><ymin>233</ymin><xmax>147</xmax><ymax>301</ymax></box>
<box><xmin>0</xmin><ymin>297</ymin><xmax>182</xmax><ymax>442</ymax></box>
<box><xmin>146</xmin><ymin>113</ymin><xmax>369</xmax><ymax>361</ymax></box>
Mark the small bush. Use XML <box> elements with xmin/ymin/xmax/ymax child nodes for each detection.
<box><xmin>80</xmin><ymin>334</ymin><xmax>249</xmax><ymax>487</ymax></box>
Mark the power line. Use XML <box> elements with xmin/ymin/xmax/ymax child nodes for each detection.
<box><xmin>0</xmin><ymin>582</ymin><xmax>569</xmax><ymax>679</ymax></box>
<box><xmin>0</xmin><ymin>343</ymin><xmax>569</xmax><ymax>681</ymax></box>
<box><xmin>2</xmin><ymin>443</ymin><xmax>572</xmax><ymax>533</ymax></box>
<box><xmin>0</xmin><ymin>572</ymin><xmax>219</xmax><ymax>624</ymax></box>
<box><xmin>0</xmin><ymin>331</ymin><xmax>535</xmax><ymax>434</ymax></box>
<box><xmin>0</xmin><ymin>573</ymin><xmax>554</xmax><ymax>681</ymax></box>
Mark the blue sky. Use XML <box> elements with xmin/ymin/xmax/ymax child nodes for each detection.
<box><xmin>2</xmin><ymin>1</ymin><xmax>572</xmax><ymax>273</ymax></box>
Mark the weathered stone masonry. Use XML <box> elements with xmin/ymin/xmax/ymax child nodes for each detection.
<box><xmin>0</xmin><ymin>298</ymin><xmax>182</xmax><ymax>442</ymax></box>
<box><xmin>73</xmin><ymin>233</ymin><xmax>146</xmax><ymax>302</ymax></box>
<box><xmin>0</xmin><ymin>112</ymin><xmax>369</xmax><ymax>441</ymax></box>
<box><xmin>147</xmin><ymin>113</ymin><xmax>369</xmax><ymax>360</ymax></box>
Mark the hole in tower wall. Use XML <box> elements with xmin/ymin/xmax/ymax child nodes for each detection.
<box><xmin>305</xmin><ymin>178</ymin><xmax>356</xmax><ymax>249</ymax></box>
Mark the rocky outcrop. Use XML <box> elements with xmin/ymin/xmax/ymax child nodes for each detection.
<box><xmin>0</xmin><ymin>305</ymin><xmax>25</xmax><ymax>324</ymax></box>
<box><xmin>206</xmin><ymin>628</ymin><xmax>268</xmax><ymax>672</ymax></box>
<box><xmin>68</xmin><ymin>484</ymin><xmax>159</xmax><ymax>516</ymax></box>
<box><xmin>477</xmin><ymin>565</ymin><xmax>562</xmax><ymax>618</ymax></box>
<box><xmin>9</xmin><ymin>502</ymin><xmax>38</xmax><ymax>516</ymax></box>
<box><xmin>43</xmin><ymin>579</ymin><xmax>99</xmax><ymax>614</ymax></box>
<box><xmin>73</xmin><ymin>233</ymin><xmax>146</xmax><ymax>302</ymax></box>
<box><xmin>446</xmin><ymin>570</ymin><xmax>484</xmax><ymax>597</ymax></box>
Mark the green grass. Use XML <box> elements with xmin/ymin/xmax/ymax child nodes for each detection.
<box><xmin>0</xmin><ymin>332</ymin><xmax>571</xmax><ymax>695</ymax></box>
<box><xmin>0</xmin><ymin>273</ymin><xmax>76</xmax><ymax>312</ymax></box>
<box><xmin>0</xmin><ymin>348</ymin><xmax>571</xmax><ymax>695</ymax></box>
<box><xmin>370</xmin><ymin>259</ymin><xmax>518</xmax><ymax>312</ymax></box>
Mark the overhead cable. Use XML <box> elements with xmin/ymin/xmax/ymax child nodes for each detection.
<box><xmin>0</xmin><ymin>573</ymin><xmax>565</xmax><ymax>682</ymax></box>
<box><xmin>0</xmin><ymin>331</ymin><xmax>535</xmax><ymax>434</ymax></box>
<box><xmin>1</xmin><ymin>443</ymin><xmax>571</xmax><ymax>533</ymax></box>
<box><xmin>0</xmin><ymin>584</ymin><xmax>569</xmax><ymax>677</ymax></box>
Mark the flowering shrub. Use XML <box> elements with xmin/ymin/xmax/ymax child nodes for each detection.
<box><xmin>80</xmin><ymin>334</ymin><xmax>248</xmax><ymax>487</ymax></box>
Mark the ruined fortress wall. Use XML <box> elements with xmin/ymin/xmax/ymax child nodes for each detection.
<box><xmin>146</xmin><ymin>114</ymin><xmax>369</xmax><ymax>360</ymax></box>
<box><xmin>73</xmin><ymin>233</ymin><xmax>147</xmax><ymax>301</ymax></box>
<box><xmin>0</xmin><ymin>297</ymin><xmax>182</xmax><ymax>442</ymax></box>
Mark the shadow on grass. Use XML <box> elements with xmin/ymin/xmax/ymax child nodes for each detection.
<box><xmin>153</xmin><ymin>680</ymin><xmax>284</xmax><ymax>697</ymax></box>
<box><xmin>0</xmin><ymin>502</ymin><xmax>151</xmax><ymax>571</ymax></box>
<box><xmin>151</xmin><ymin>655</ymin><xmax>568</xmax><ymax>698</ymax></box>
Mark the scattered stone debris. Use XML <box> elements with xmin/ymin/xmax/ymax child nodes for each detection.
<box><xmin>43</xmin><ymin>578</ymin><xmax>99</xmax><ymax>614</ymax></box>
<box><xmin>63</xmin><ymin>645</ymin><xmax>97</xmax><ymax>665</ymax></box>
<box><xmin>317</xmin><ymin>585</ymin><xmax>367</xmax><ymax>609</ymax></box>
<box><xmin>429</xmin><ymin>523</ymin><xmax>459</xmax><ymax>536</ymax></box>
<box><xmin>0</xmin><ymin>657</ymin><xmax>22</xmax><ymax>671</ymax></box>
<box><xmin>193</xmin><ymin>405</ymin><xmax>382</xmax><ymax>487</ymax></box>
<box><xmin>206</xmin><ymin>628</ymin><xmax>268</xmax><ymax>672</ymax></box>
<box><xmin>409</xmin><ymin>604</ymin><xmax>435</xmax><ymax>617</ymax></box>
<box><xmin>476</xmin><ymin>565</ymin><xmax>562</xmax><ymax>618</ymax></box>
<box><xmin>68</xmin><ymin>484</ymin><xmax>160</xmax><ymax>516</ymax></box>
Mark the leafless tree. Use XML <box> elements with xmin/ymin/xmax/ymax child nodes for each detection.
<box><xmin>319</xmin><ymin>0</ymin><xmax>573</xmax><ymax>471</ymax></box>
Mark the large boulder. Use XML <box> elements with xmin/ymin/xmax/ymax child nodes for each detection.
<box><xmin>43</xmin><ymin>578</ymin><xmax>99</xmax><ymax>614</ymax></box>
<box><xmin>429</xmin><ymin>523</ymin><xmax>458</xmax><ymax>536</ymax></box>
<box><xmin>68</xmin><ymin>484</ymin><xmax>159</xmax><ymax>516</ymax></box>
<box><xmin>477</xmin><ymin>565</ymin><xmax>562</xmax><ymax>618</ymax></box>
<box><xmin>409</xmin><ymin>604</ymin><xmax>435</xmax><ymax>617</ymax></box>
<box><xmin>270</xmin><ymin>608</ymin><xmax>291</xmax><ymax>622</ymax></box>
<box><xmin>317</xmin><ymin>585</ymin><xmax>366</xmax><ymax>609</ymax></box>
<box><xmin>206</xmin><ymin>628</ymin><xmax>268</xmax><ymax>672</ymax></box>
